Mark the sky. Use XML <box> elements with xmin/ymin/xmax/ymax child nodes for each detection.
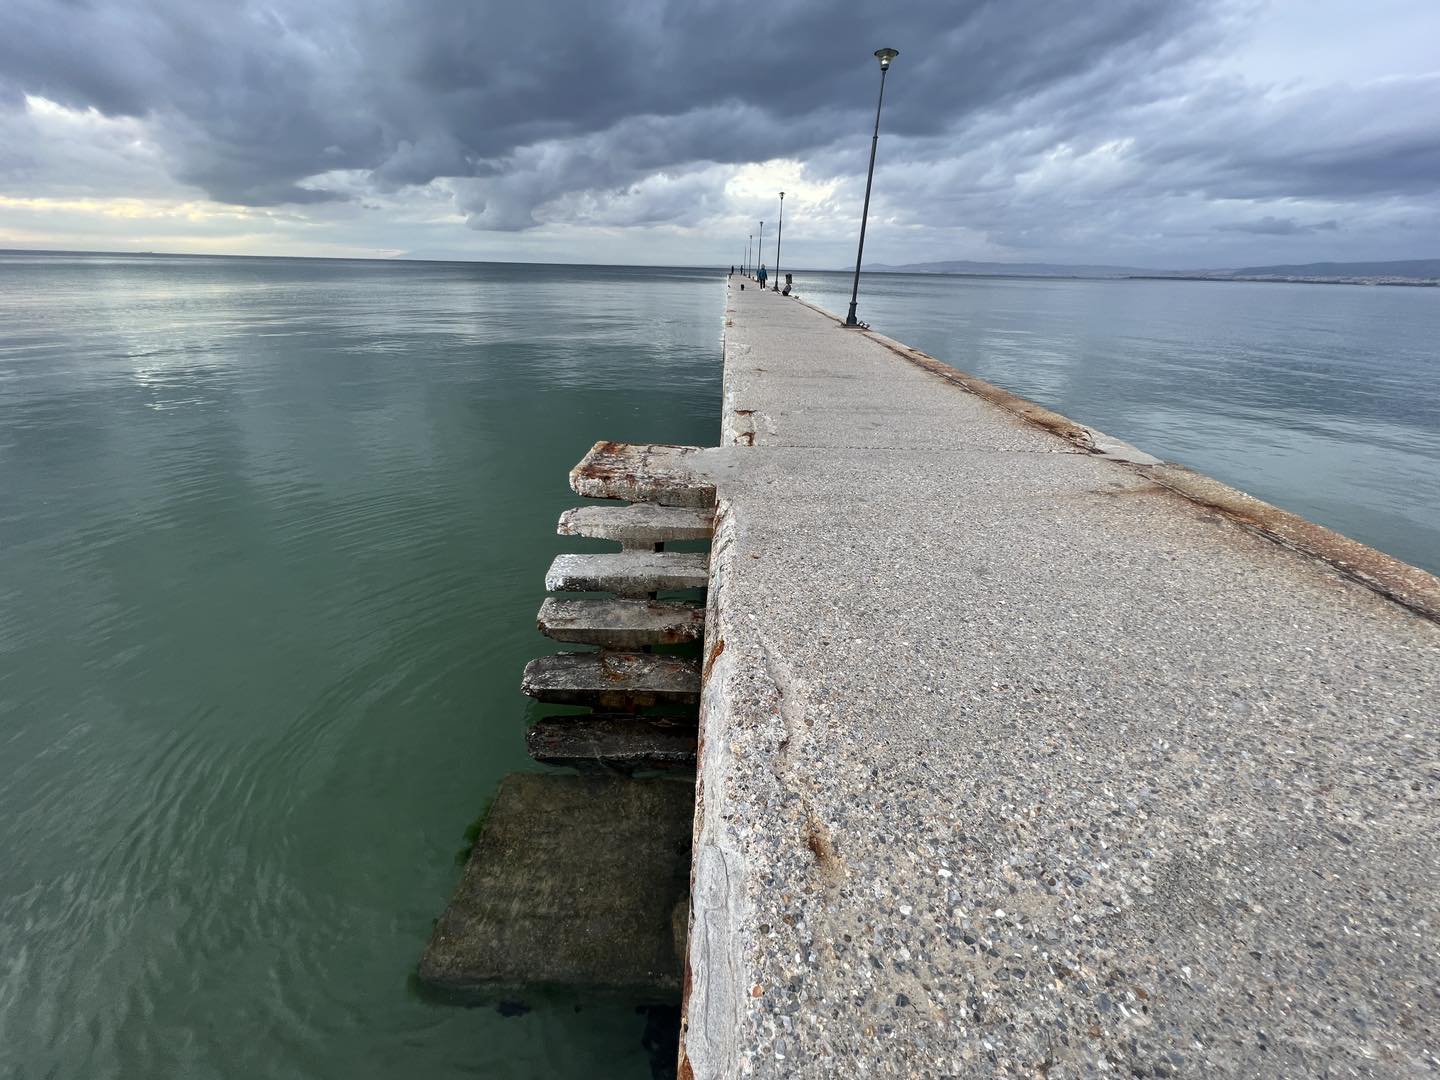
<box><xmin>0</xmin><ymin>0</ymin><xmax>1436</xmax><ymax>269</ymax></box>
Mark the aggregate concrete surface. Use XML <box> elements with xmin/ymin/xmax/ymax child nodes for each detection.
<box><xmin>681</xmin><ymin>281</ymin><xmax>1440</xmax><ymax>1078</ymax></box>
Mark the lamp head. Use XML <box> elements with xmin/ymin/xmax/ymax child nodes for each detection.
<box><xmin>779</xmin><ymin>191</ymin><xmax>785</xmax><ymax>199</ymax></box>
<box><xmin>875</xmin><ymin>47</ymin><xmax>898</xmax><ymax>70</ymax></box>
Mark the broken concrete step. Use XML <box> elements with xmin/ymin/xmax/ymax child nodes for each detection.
<box><xmin>545</xmin><ymin>552</ymin><xmax>709</xmax><ymax>594</ymax></box>
<box><xmin>418</xmin><ymin>772</ymin><xmax>693</xmax><ymax>1001</ymax></box>
<box><xmin>522</xmin><ymin>652</ymin><xmax>702</xmax><ymax>708</ymax></box>
<box><xmin>570</xmin><ymin>441</ymin><xmax>716</xmax><ymax>508</ymax></box>
<box><xmin>558</xmin><ymin>503</ymin><xmax>715</xmax><ymax>544</ymax></box>
<box><xmin>527</xmin><ymin>714</ymin><xmax>698</xmax><ymax>773</ymax></box>
<box><xmin>537</xmin><ymin>597</ymin><xmax>705</xmax><ymax>647</ymax></box>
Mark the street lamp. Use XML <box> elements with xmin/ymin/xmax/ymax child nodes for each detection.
<box><xmin>757</xmin><ymin>221</ymin><xmax>764</xmax><ymax>281</ymax></box>
<box><xmin>747</xmin><ymin>234</ymin><xmax>752</xmax><ymax>275</ymax></box>
<box><xmin>773</xmin><ymin>191</ymin><xmax>785</xmax><ymax>291</ymax></box>
<box><xmin>845</xmin><ymin>47</ymin><xmax>899</xmax><ymax>327</ymax></box>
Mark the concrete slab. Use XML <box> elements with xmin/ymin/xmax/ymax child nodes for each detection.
<box><xmin>522</xmin><ymin>652</ymin><xmax>700</xmax><ymax>709</ymax></box>
<box><xmin>545</xmin><ymin>551</ymin><xmax>709</xmax><ymax>594</ymax></box>
<box><xmin>418</xmin><ymin>772</ymin><xmax>692</xmax><ymax>1000</ymax></box>
<box><xmin>527</xmin><ymin>715</ymin><xmax>698</xmax><ymax>773</ymax></box>
<box><xmin>681</xmin><ymin>283</ymin><xmax>1440</xmax><ymax>1078</ymax></box>
<box><xmin>570</xmin><ymin>441</ymin><xmax>717</xmax><ymax>508</ymax></box>
<box><xmin>558</xmin><ymin>504</ymin><xmax>715</xmax><ymax>543</ymax></box>
<box><xmin>537</xmin><ymin>597</ymin><xmax>705</xmax><ymax>647</ymax></box>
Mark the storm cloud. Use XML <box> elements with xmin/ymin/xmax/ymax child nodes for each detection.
<box><xmin>1</xmin><ymin>0</ymin><xmax>1436</xmax><ymax>265</ymax></box>
<box><xmin>1219</xmin><ymin>216</ymin><xmax>1340</xmax><ymax>236</ymax></box>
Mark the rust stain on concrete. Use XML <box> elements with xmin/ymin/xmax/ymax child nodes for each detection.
<box><xmin>702</xmin><ymin>637</ymin><xmax>726</xmax><ymax>684</ymax></box>
<box><xmin>1146</xmin><ymin>462</ymin><xmax>1440</xmax><ymax>623</ymax></box>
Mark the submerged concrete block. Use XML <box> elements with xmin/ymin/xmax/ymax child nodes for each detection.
<box><xmin>418</xmin><ymin>773</ymin><xmax>693</xmax><ymax>1000</ymax></box>
<box><xmin>521</xmin><ymin>652</ymin><xmax>701</xmax><ymax>708</ymax></box>
<box><xmin>537</xmin><ymin>597</ymin><xmax>705</xmax><ymax>647</ymax></box>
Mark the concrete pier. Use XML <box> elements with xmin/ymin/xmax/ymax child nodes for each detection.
<box><xmin>681</xmin><ymin>282</ymin><xmax>1440</xmax><ymax>1077</ymax></box>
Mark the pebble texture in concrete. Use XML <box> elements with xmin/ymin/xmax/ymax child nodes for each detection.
<box><xmin>682</xmin><ymin>282</ymin><xmax>1440</xmax><ymax>1078</ymax></box>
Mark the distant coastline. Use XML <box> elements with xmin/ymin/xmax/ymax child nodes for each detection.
<box><xmin>863</xmin><ymin>257</ymin><xmax>1440</xmax><ymax>287</ymax></box>
<box><xmin>1127</xmin><ymin>274</ymin><xmax>1438</xmax><ymax>288</ymax></box>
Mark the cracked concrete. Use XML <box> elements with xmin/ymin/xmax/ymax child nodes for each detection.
<box><xmin>680</xmin><ymin>281</ymin><xmax>1440</xmax><ymax>1078</ymax></box>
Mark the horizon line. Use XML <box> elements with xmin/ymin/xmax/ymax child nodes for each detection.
<box><xmin>4</xmin><ymin>247</ymin><xmax>1435</xmax><ymax>277</ymax></box>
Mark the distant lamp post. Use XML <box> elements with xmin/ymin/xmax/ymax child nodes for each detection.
<box><xmin>845</xmin><ymin>47</ymin><xmax>899</xmax><ymax>328</ymax></box>
<box><xmin>757</xmin><ymin>220</ymin><xmax>764</xmax><ymax>280</ymax></box>
<box><xmin>747</xmin><ymin>234</ymin><xmax>752</xmax><ymax>274</ymax></box>
<box><xmin>773</xmin><ymin>191</ymin><xmax>785</xmax><ymax>291</ymax></box>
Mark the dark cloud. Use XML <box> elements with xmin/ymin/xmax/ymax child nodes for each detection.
<box><xmin>0</xmin><ymin>0</ymin><xmax>1211</xmax><ymax>210</ymax></box>
<box><xmin>1219</xmin><ymin>216</ymin><xmax>1340</xmax><ymax>235</ymax></box>
<box><xmin>0</xmin><ymin>0</ymin><xmax>1437</xmax><ymax>265</ymax></box>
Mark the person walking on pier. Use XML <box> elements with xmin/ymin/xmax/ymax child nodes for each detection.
<box><xmin>757</xmin><ymin>264</ymin><xmax>767</xmax><ymax>288</ymax></box>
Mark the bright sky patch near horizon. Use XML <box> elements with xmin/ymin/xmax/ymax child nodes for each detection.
<box><xmin>0</xmin><ymin>0</ymin><xmax>1436</xmax><ymax>269</ymax></box>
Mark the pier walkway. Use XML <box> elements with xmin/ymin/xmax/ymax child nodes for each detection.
<box><xmin>681</xmin><ymin>281</ymin><xmax>1440</xmax><ymax>1077</ymax></box>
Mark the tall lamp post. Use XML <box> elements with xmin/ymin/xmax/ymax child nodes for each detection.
<box><xmin>757</xmin><ymin>221</ymin><xmax>764</xmax><ymax>280</ymax></box>
<box><xmin>845</xmin><ymin>47</ymin><xmax>899</xmax><ymax>327</ymax></box>
<box><xmin>747</xmin><ymin>234</ymin><xmax>752</xmax><ymax>275</ymax></box>
<box><xmin>772</xmin><ymin>191</ymin><xmax>785</xmax><ymax>291</ymax></box>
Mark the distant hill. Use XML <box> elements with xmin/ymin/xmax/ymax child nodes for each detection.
<box><xmin>862</xmin><ymin>257</ymin><xmax>1440</xmax><ymax>282</ymax></box>
<box><xmin>1219</xmin><ymin>259</ymin><xmax>1440</xmax><ymax>279</ymax></box>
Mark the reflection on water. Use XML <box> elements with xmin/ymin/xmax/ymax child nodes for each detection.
<box><xmin>0</xmin><ymin>254</ymin><xmax>720</xmax><ymax>1080</ymax></box>
<box><xmin>798</xmin><ymin>271</ymin><xmax>1440</xmax><ymax>572</ymax></box>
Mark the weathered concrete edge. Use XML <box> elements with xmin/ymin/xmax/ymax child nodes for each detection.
<box><xmin>679</xmin><ymin>284</ymin><xmax>746</xmax><ymax>1080</ymax></box>
<box><xmin>786</xmin><ymin>291</ymin><xmax>1440</xmax><ymax>623</ymax></box>
<box><xmin>678</xmin><ymin>495</ymin><xmax>749</xmax><ymax>1080</ymax></box>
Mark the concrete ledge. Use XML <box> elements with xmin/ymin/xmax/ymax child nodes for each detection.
<box><xmin>570</xmin><ymin>441</ymin><xmax>717</xmax><ymax>508</ymax></box>
<box><xmin>545</xmin><ymin>551</ymin><xmax>709</xmax><ymax>593</ymax></box>
<box><xmin>526</xmin><ymin>714</ymin><xmax>697</xmax><ymax>773</ymax></box>
<box><xmin>521</xmin><ymin>652</ymin><xmax>701</xmax><ymax>708</ymax></box>
<box><xmin>537</xmin><ymin>597</ymin><xmax>705</xmax><ymax>647</ymax></box>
